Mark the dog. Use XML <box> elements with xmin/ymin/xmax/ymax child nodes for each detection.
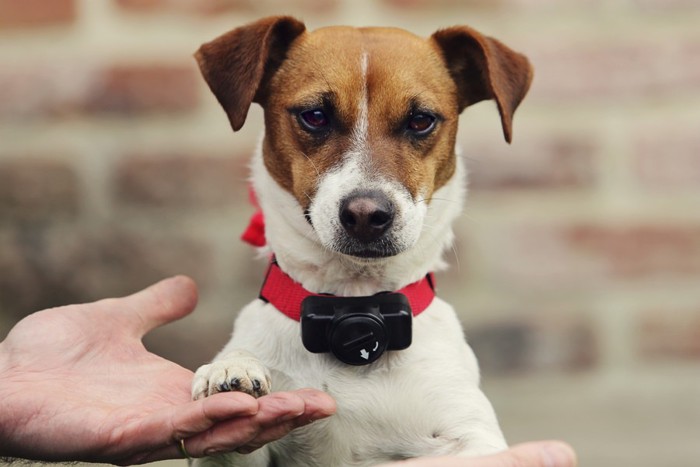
<box><xmin>190</xmin><ymin>16</ymin><xmax>532</xmax><ymax>466</ymax></box>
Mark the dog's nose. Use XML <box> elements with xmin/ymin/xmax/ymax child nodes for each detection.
<box><xmin>339</xmin><ymin>191</ymin><xmax>394</xmax><ymax>243</ymax></box>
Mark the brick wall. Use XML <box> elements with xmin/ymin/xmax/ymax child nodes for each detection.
<box><xmin>1</xmin><ymin>1</ymin><xmax>699</xmax><ymax>466</ymax></box>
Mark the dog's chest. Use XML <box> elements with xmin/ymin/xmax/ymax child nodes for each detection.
<box><xmin>269</xmin><ymin>363</ymin><xmax>472</xmax><ymax>467</ymax></box>
<box><xmin>230</xmin><ymin>299</ymin><xmax>487</xmax><ymax>466</ymax></box>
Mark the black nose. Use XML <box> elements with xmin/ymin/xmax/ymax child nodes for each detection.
<box><xmin>339</xmin><ymin>190</ymin><xmax>394</xmax><ymax>243</ymax></box>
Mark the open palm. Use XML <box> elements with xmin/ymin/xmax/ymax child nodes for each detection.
<box><xmin>0</xmin><ymin>276</ymin><xmax>335</xmax><ymax>465</ymax></box>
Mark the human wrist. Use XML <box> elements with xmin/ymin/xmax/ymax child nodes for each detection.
<box><xmin>0</xmin><ymin>343</ymin><xmax>12</xmax><ymax>456</ymax></box>
<box><xmin>0</xmin><ymin>342</ymin><xmax>20</xmax><ymax>458</ymax></box>
<box><xmin>0</xmin><ymin>341</ymin><xmax>11</xmax><ymax>401</ymax></box>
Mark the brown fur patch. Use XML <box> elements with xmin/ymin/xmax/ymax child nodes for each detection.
<box><xmin>260</xmin><ymin>26</ymin><xmax>463</xmax><ymax>208</ymax></box>
<box><xmin>194</xmin><ymin>17</ymin><xmax>532</xmax><ymax>209</ymax></box>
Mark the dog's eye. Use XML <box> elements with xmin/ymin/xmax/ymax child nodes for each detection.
<box><xmin>299</xmin><ymin>109</ymin><xmax>329</xmax><ymax>132</ymax></box>
<box><xmin>407</xmin><ymin>113</ymin><xmax>437</xmax><ymax>135</ymax></box>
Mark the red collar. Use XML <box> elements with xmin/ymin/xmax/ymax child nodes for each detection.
<box><xmin>259</xmin><ymin>260</ymin><xmax>436</xmax><ymax>321</ymax></box>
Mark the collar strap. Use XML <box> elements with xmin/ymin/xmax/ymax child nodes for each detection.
<box><xmin>259</xmin><ymin>260</ymin><xmax>436</xmax><ymax>321</ymax></box>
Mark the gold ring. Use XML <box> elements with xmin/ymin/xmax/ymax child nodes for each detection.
<box><xmin>177</xmin><ymin>438</ymin><xmax>192</xmax><ymax>459</ymax></box>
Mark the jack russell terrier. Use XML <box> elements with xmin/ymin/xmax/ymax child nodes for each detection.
<box><xmin>190</xmin><ymin>16</ymin><xmax>533</xmax><ymax>466</ymax></box>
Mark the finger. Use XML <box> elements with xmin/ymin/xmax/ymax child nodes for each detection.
<box><xmin>172</xmin><ymin>391</ymin><xmax>260</xmax><ymax>437</ymax></box>
<box><xmin>280</xmin><ymin>388</ymin><xmax>336</xmax><ymax>426</ymax></box>
<box><xmin>113</xmin><ymin>391</ymin><xmax>259</xmax><ymax>463</ymax></box>
<box><xmin>179</xmin><ymin>389</ymin><xmax>334</xmax><ymax>457</ymax></box>
<box><xmin>532</xmin><ymin>442</ymin><xmax>577</xmax><ymax>467</ymax></box>
<box><xmin>125</xmin><ymin>389</ymin><xmax>334</xmax><ymax>463</ymax></box>
<box><xmin>235</xmin><ymin>388</ymin><xmax>336</xmax><ymax>454</ymax></box>
<box><xmin>118</xmin><ymin>275</ymin><xmax>199</xmax><ymax>337</ymax></box>
<box><xmin>380</xmin><ymin>441</ymin><xmax>577</xmax><ymax>467</ymax></box>
<box><xmin>183</xmin><ymin>391</ymin><xmax>306</xmax><ymax>457</ymax></box>
<box><xmin>485</xmin><ymin>442</ymin><xmax>576</xmax><ymax>467</ymax></box>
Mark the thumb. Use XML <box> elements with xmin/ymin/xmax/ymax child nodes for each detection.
<box><xmin>118</xmin><ymin>275</ymin><xmax>199</xmax><ymax>337</ymax></box>
<box><xmin>493</xmin><ymin>442</ymin><xmax>577</xmax><ymax>467</ymax></box>
<box><xmin>380</xmin><ymin>441</ymin><xmax>576</xmax><ymax>467</ymax></box>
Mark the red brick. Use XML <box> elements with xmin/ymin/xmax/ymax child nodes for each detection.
<box><xmin>383</xmin><ymin>0</ymin><xmax>500</xmax><ymax>8</ymax></box>
<box><xmin>503</xmin><ymin>0</ymin><xmax>698</xmax><ymax>9</ymax></box>
<box><xmin>638</xmin><ymin>310</ymin><xmax>700</xmax><ymax>360</ymax></box>
<box><xmin>86</xmin><ymin>65</ymin><xmax>199</xmax><ymax>114</ymax></box>
<box><xmin>115</xmin><ymin>0</ymin><xmax>338</xmax><ymax>15</ymax></box>
<box><xmin>383</xmin><ymin>0</ymin><xmax>673</xmax><ymax>11</ymax></box>
<box><xmin>508</xmin><ymin>0</ymin><xmax>602</xmax><ymax>6</ymax></box>
<box><xmin>633</xmin><ymin>0</ymin><xmax>700</xmax><ymax>11</ymax></box>
<box><xmin>481</xmin><ymin>224</ymin><xmax>700</xmax><ymax>289</ymax></box>
<box><xmin>0</xmin><ymin>0</ymin><xmax>76</xmax><ymax>28</ymax></box>
<box><xmin>467</xmin><ymin>135</ymin><xmax>598</xmax><ymax>191</ymax></box>
<box><xmin>0</xmin><ymin>65</ymin><xmax>77</xmax><ymax>119</ymax></box>
<box><xmin>116</xmin><ymin>0</ymin><xmax>252</xmax><ymax>14</ymax></box>
<box><xmin>634</xmin><ymin>128</ymin><xmax>700</xmax><ymax>189</ymax></box>
<box><xmin>0</xmin><ymin>228</ymin><xmax>55</xmax><ymax>324</ymax></box>
<box><xmin>114</xmin><ymin>153</ymin><xmax>250</xmax><ymax>208</ymax></box>
<box><xmin>530</xmin><ymin>40</ymin><xmax>700</xmax><ymax>101</ymax></box>
<box><xmin>467</xmin><ymin>314</ymin><xmax>598</xmax><ymax>375</ymax></box>
<box><xmin>115</xmin><ymin>0</ymin><xmax>170</xmax><ymax>11</ymax></box>
<box><xmin>565</xmin><ymin>225</ymin><xmax>700</xmax><ymax>279</ymax></box>
<box><xmin>0</xmin><ymin>226</ymin><xmax>213</xmax><ymax>322</ymax></box>
<box><xmin>0</xmin><ymin>159</ymin><xmax>79</xmax><ymax>222</ymax></box>
<box><xmin>0</xmin><ymin>63</ymin><xmax>199</xmax><ymax>119</ymax></box>
<box><xmin>0</xmin><ymin>225</ymin><xmax>216</xmax><ymax>371</ymax></box>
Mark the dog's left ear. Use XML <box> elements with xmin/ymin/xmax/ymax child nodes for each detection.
<box><xmin>431</xmin><ymin>26</ymin><xmax>533</xmax><ymax>143</ymax></box>
<box><xmin>195</xmin><ymin>16</ymin><xmax>306</xmax><ymax>131</ymax></box>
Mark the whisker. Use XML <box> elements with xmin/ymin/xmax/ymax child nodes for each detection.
<box><xmin>418</xmin><ymin>196</ymin><xmax>461</xmax><ymax>205</ymax></box>
<box><xmin>449</xmin><ymin>239</ymin><xmax>461</xmax><ymax>272</ymax></box>
<box><xmin>300</xmin><ymin>151</ymin><xmax>321</xmax><ymax>177</ymax></box>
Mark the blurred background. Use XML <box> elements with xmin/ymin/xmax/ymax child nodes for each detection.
<box><xmin>1</xmin><ymin>0</ymin><xmax>699</xmax><ymax>466</ymax></box>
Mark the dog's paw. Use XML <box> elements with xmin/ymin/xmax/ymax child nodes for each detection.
<box><xmin>192</xmin><ymin>350</ymin><xmax>272</xmax><ymax>400</ymax></box>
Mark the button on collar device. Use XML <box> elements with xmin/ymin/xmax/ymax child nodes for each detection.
<box><xmin>300</xmin><ymin>293</ymin><xmax>412</xmax><ymax>365</ymax></box>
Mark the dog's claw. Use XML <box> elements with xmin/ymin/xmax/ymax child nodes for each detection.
<box><xmin>230</xmin><ymin>377</ymin><xmax>241</xmax><ymax>390</ymax></box>
<box><xmin>191</xmin><ymin>350</ymin><xmax>271</xmax><ymax>400</ymax></box>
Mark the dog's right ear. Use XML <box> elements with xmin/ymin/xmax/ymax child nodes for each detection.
<box><xmin>195</xmin><ymin>16</ymin><xmax>306</xmax><ymax>131</ymax></box>
<box><xmin>431</xmin><ymin>26</ymin><xmax>533</xmax><ymax>144</ymax></box>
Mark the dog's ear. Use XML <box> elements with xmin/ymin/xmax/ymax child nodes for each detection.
<box><xmin>195</xmin><ymin>16</ymin><xmax>306</xmax><ymax>131</ymax></box>
<box><xmin>431</xmin><ymin>26</ymin><xmax>533</xmax><ymax>143</ymax></box>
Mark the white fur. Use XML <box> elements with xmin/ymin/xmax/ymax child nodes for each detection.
<box><xmin>353</xmin><ymin>51</ymin><xmax>370</xmax><ymax>153</ymax></box>
<box><xmin>191</xmin><ymin>45</ymin><xmax>506</xmax><ymax>465</ymax></box>
<box><xmin>191</xmin><ymin>143</ymin><xmax>506</xmax><ymax>466</ymax></box>
<box><xmin>307</xmin><ymin>154</ymin><xmax>427</xmax><ymax>276</ymax></box>
<box><xmin>252</xmin><ymin>142</ymin><xmax>460</xmax><ymax>295</ymax></box>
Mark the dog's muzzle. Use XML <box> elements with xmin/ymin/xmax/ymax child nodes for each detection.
<box><xmin>337</xmin><ymin>190</ymin><xmax>399</xmax><ymax>258</ymax></box>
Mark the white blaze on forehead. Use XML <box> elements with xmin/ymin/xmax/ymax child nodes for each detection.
<box><xmin>351</xmin><ymin>51</ymin><xmax>370</xmax><ymax>153</ymax></box>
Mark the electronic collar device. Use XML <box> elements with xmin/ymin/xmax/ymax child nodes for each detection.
<box><xmin>259</xmin><ymin>260</ymin><xmax>435</xmax><ymax>366</ymax></box>
<box><xmin>300</xmin><ymin>293</ymin><xmax>412</xmax><ymax>365</ymax></box>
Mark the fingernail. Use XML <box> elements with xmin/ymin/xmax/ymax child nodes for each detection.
<box><xmin>541</xmin><ymin>442</ymin><xmax>576</xmax><ymax>467</ymax></box>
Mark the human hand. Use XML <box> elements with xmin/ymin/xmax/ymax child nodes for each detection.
<box><xmin>379</xmin><ymin>441</ymin><xmax>576</xmax><ymax>467</ymax></box>
<box><xmin>0</xmin><ymin>276</ymin><xmax>335</xmax><ymax>465</ymax></box>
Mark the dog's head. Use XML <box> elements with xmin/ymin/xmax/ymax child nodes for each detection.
<box><xmin>196</xmin><ymin>17</ymin><xmax>532</xmax><ymax>260</ymax></box>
